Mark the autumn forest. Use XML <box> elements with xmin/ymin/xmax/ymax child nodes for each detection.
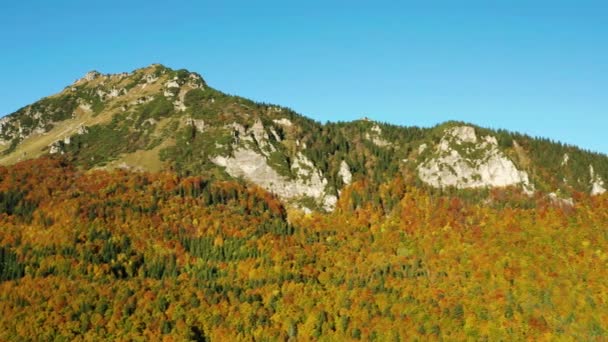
<box><xmin>0</xmin><ymin>157</ymin><xmax>606</xmax><ymax>341</ymax></box>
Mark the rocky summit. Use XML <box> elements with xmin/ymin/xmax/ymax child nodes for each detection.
<box><xmin>1</xmin><ymin>64</ymin><xmax>607</xmax><ymax>211</ymax></box>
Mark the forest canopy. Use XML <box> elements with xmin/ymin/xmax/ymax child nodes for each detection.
<box><xmin>0</xmin><ymin>157</ymin><xmax>607</xmax><ymax>340</ymax></box>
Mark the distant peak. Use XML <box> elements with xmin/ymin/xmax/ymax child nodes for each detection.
<box><xmin>77</xmin><ymin>70</ymin><xmax>102</xmax><ymax>83</ymax></box>
<box><xmin>72</xmin><ymin>64</ymin><xmax>202</xmax><ymax>87</ymax></box>
<box><xmin>141</xmin><ymin>63</ymin><xmax>171</xmax><ymax>73</ymax></box>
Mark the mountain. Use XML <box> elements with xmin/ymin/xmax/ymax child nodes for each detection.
<box><xmin>1</xmin><ymin>64</ymin><xmax>607</xmax><ymax>212</ymax></box>
<box><xmin>1</xmin><ymin>65</ymin><xmax>608</xmax><ymax>340</ymax></box>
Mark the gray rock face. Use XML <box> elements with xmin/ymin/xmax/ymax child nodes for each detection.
<box><xmin>590</xmin><ymin>165</ymin><xmax>606</xmax><ymax>195</ymax></box>
<box><xmin>226</xmin><ymin>120</ymin><xmax>276</xmax><ymax>156</ymax></box>
<box><xmin>0</xmin><ymin>106</ymin><xmax>56</xmax><ymax>145</ymax></box>
<box><xmin>365</xmin><ymin>124</ymin><xmax>391</xmax><ymax>147</ymax></box>
<box><xmin>548</xmin><ymin>192</ymin><xmax>574</xmax><ymax>206</ymax></box>
<box><xmin>77</xmin><ymin>125</ymin><xmax>88</xmax><ymax>135</ymax></box>
<box><xmin>339</xmin><ymin>160</ymin><xmax>353</xmax><ymax>185</ymax></box>
<box><xmin>143</xmin><ymin>74</ymin><xmax>158</xmax><ymax>84</ymax></box>
<box><xmin>49</xmin><ymin>141</ymin><xmax>63</xmax><ymax>154</ymax></box>
<box><xmin>96</xmin><ymin>88</ymin><xmax>126</xmax><ymax>100</ymax></box>
<box><xmin>187</xmin><ymin>73</ymin><xmax>205</xmax><ymax>88</ymax></box>
<box><xmin>210</xmin><ymin>119</ymin><xmax>338</xmax><ymax>210</ymax></box>
<box><xmin>189</xmin><ymin>119</ymin><xmax>205</xmax><ymax>133</ymax></box>
<box><xmin>78</xmin><ymin>103</ymin><xmax>92</xmax><ymax>113</ymax></box>
<box><xmin>273</xmin><ymin>118</ymin><xmax>293</xmax><ymax>127</ymax></box>
<box><xmin>81</xmin><ymin>71</ymin><xmax>101</xmax><ymax>82</ymax></box>
<box><xmin>0</xmin><ymin>116</ymin><xmax>11</xmax><ymax>140</ymax></box>
<box><xmin>448</xmin><ymin>126</ymin><xmax>477</xmax><ymax>143</ymax></box>
<box><xmin>211</xmin><ymin>148</ymin><xmax>336</xmax><ymax>211</ymax></box>
<box><xmin>166</xmin><ymin>80</ymin><xmax>180</xmax><ymax>88</ymax></box>
<box><xmin>418</xmin><ymin>126</ymin><xmax>533</xmax><ymax>192</ymax></box>
<box><xmin>250</xmin><ymin>119</ymin><xmax>275</xmax><ymax>153</ymax></box>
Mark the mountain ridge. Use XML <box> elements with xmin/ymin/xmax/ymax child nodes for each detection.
<box><xmin>0</xmin><ymin>64</ymin><xmax>606</xmax><ymax>211</ymax></box>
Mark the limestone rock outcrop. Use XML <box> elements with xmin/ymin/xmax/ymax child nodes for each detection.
<box><xmin>418</xmin><ymin>126</ymin><xmax>533</xmax><ymax>192</ymax></box>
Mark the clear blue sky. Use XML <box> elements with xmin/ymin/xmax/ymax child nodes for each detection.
<box><xmin>1</xmin><ymin>1</ymin><xmax>607</xmax><ymax>153</ymax></box>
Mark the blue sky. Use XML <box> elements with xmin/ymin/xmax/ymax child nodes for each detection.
<box><xmin>1</xmin><ymin>1</ymin><xmax>607</xmax><ymax>153</ymax></box>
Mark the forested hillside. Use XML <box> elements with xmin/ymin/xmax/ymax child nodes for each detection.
<box><xmin>1</xmin><ymin>157</ymin><xmax>607</xmax><ymax>340</ymax></box>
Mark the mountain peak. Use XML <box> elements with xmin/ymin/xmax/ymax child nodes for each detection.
<box><xmin>79</xmin><ymin>70</ymin><xmax>102</xmax><ymax>83</ymax></box>
<box><xmin>72</xmin><ymin>64</ymin><xmax>205</xmax><ymax>87</ymax></box>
